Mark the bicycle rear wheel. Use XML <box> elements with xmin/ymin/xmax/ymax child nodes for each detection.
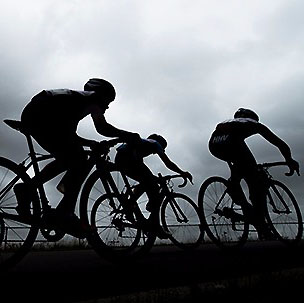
<box><xmin>80</xmin><ymin>170</ymin><xmax>156</xmax><ymax>261</ymax></box>
<box><xmin>265</xmin><ymin>180</ymin><xmax>303</xmax><ymax>245</ymax></box>
<box><xmin>0</xmin><ymin>157</ymin><xmax>40</xmax><ymax>270</ymax></box>
<box><xmin>198</xmin><ymin>176</ymin><xmax>249</xmax><ymax>249</ymax></box>
<box><xmin>161</xmin><ymin>193</ymin><xmax>203</xmax><ymax>250</ymax></box>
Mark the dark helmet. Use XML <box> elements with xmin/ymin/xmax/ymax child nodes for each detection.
<box><xmin>148</xmin><ymin>134</ymin><xmax>168</xmax><ymax>149</ymax></box>
<box><xmin>84</xmin><ymin>78</ymin><xmax>116</xmax><ymax>101</ymax></box>
<box><xmin>234</xmin><ymin>108</ymin><xmax>259</xmax><ymax>122</ymax></box>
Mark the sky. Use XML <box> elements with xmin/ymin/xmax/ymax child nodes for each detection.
<box><xmin>0</xmin><ymin>0</ymin><xmax>304</xmax><ymax>211</ymax></box>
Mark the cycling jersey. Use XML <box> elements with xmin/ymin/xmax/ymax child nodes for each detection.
<box><xmin>209</xmin><ymin>117</ymin><xmax>261</xmax><ymax>146</ymax></box>
<box><xmin>209</xmin><ymin>117</ymin><xmax>292</xmax><ymax>165</ymax></box>
<box><xmin>116</xmin><ymin>138</ymin><xmax>164</xmax><ymax>159</ymax></box>
<box><xmin>21</xmin><ymin>89</ymin><xmax>97</xmax><ymax>132</ymax></box>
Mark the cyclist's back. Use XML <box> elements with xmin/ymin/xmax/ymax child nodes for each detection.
<box><xmin>22</xmin><ymin>89</ymin><xmax>96</xmax><ymax>128</ymax></box>
<box><xmin>116</xmin><ymin>137</ymin><xmax>164</xmax><ymax>159</ymax></box>
<box><xmin>209</xmin><ymin>108</ymin><xmax>298</xmax><ymax>171</ymax></box>
<box><xmin>209</xmin><ymin>116</ymin><xmax>261</xmax><ymax>164</ymax></box>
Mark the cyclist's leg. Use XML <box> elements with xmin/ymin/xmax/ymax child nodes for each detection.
<box><xmin>228</xmin><ymin>162</ymin><xmax>254</xmax><ymax>218</ymax></box>
<box><xmin>243</xmin><ymin>169</ymin><xmax>273</xmax><ymax>237</ymax></box>
<box><xmin>48</xmin><ymin>142</ymin><xmax>96</xmax><ymax>237</ymax></box>
<box><xmin>131</xmin><ymin>170</ymin><xmax>169</xmax><ymax>238</ymax></box>
<box><xmin>52</xmin><ymin>142</ymin><xmax>90</xmax><ymax>214</ymax></box>
<box><xmin>115</xmin><ymin>152</ymin><xmax>161</xmax><ymax>212</ymax></box>
<box><xmin>233</xmin><ymin>149</ymin><xmax>273</xmax><ymax>239</ymax></box>
<box><xmin>23</xmin><ymin>133</ymin><xmax>88</xmax><ymax>210</ymax></box>
<box><xmin>209</xmin><ymin>141</ymin><xmax>253</xmax><ymax>214</ymax></box>
<box><xmin>13</xmin><ymin>130</ymin><xmax>66</xmax><ymax>216</ymax></box>
<box><xmin>115</xmin><ymin>155</ymin><xmax>169</xmax><ymax>238</ymax></box>
<box><xmin>211</xmin><ymin>140</ymin><xmax>263</xmax><ymax>224</ymax></box>
<box><xmin>36</xmin><ymin>131</ymin><xmax>93</xmax><ymax>235</ymax></box>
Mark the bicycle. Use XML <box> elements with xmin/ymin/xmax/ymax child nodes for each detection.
<box><xmin>0</xmin><ymin>119</ymin><xmax>130</xmax><ymax>270</ymax></box>
<box><xmin>0</xmin><ymin>119</ymin><xmax>202</xmax><ymax>269</ymax></box>
<box><xmin>198</xmin><ymin>161</ymin><xmax>303</xmax><ymax>249</ymax></box>
<box><xmin>79</xmin><ymin>167</ymin><xmax>204</xmax><ymax>262</ymax></box>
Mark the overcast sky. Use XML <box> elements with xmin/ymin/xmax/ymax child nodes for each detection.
<box><xmin>0</xmin><ymin>0</ymin><xmax>304</xmax><ymax>208</ymax></box>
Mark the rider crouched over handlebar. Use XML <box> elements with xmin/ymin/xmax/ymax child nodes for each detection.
<box><xmin>115</xmin><ymin>133</ymin><xmax>193</xmax><ymax>239</ymax></box>
<box><xmin>13</xmin><ymin>78</ymin><xmax>140</xmax><ymax>238</ymax></box>
<box><xmin>208</xmin><ymin>107</ymin><xmax>300</xmax><ymax>240</ymax></box>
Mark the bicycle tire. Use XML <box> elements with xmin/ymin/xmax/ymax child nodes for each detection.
<box><xmin>265</xmin><ymin>180</ymin><xmax>303</xmax><ymax>245</ymax></box>
<box><xmin>0</xmin><ymin>157</ymin><xmax>40</xmax><ymax>271</ymax></box>
<box><xmin>79</xmin><ymin>170</ymin><xmax>156</xmax><ymax>262</ymax></box>
<box><xmin>198</xmin><ymin>176</ymin><xmax>249</xmax><ymax>249</ymax></box>
<box><xmin>160</xmin><ymin>193</ymin><xmax>203</xmax><ymax>250</ymax></box>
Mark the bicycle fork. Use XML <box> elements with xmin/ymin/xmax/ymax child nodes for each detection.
<box><xmin>267</xmin><ymin>186</ymin><xmax>291</xmax><ymax>215</ymax></box>
<box><xmin>167</xmin><ymin>197</ymin><xmax>188</xmax><ymax>223</ymax></box>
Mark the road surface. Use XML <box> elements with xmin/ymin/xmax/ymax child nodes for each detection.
<box><xmin>2</xmin><ymin>240</ymin><xmax>304</xmax><ymax>302</ymax></box>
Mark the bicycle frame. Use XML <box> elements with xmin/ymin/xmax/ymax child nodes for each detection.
<box><xmin>2</xmin><ymin>119</ymin><xmax>123</xmax><ymax>223</ymax></box>
<box><xmin>95</xmin><ymin>156</ymin><xmax>135</xmax><ymax>211</ymax></box>
<box><xmin>0</xmin><ymin>152</ymin><xmax>55</xmax><ymax>224</ymax></box>
<box><xmin>94</xmin><ymin>168</ymin><xmax>190</xmax><ymax>225</ymax></box>
<box><xmin>2</xmin><ymin>119</ymin><xmax>58</xmax><ymax>213</ymax></box>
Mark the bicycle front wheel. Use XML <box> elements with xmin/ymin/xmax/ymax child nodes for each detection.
<box><xmin>198</xmin><ymin>176</ymin><xmax>249</xmax><ymax>249</ymax></box>
<box><xmin>265</xmin><ymin>180</ymin><xmax>303</xmax><ymax>245</ymax></box>
<box><xmin>80</xmin><ymin>170</ymin><xmax>156</xmax><ymax>261</ymax></box>
<box><xmin>161</xmin><ymin>193</ymin><xmax>203</xmax><ymax>250</ymax></box>
<box><xmin>0</xmin><ymin>157</ymin><xmax>40</xmax><ymax>271</ymax></box>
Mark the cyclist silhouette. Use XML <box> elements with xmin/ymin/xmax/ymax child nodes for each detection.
<box><xmin>115</xmin><ymin>133</ymin><xmax>193</xmax><ymax>238</ymax></box>
<box><xmin>208</xmin><ymin>108</ymin><xmax>300</xmax><ymax>239</ymax></box>
<box><xmin>14</xmin><ymin>78</ymin><xmax>140</xmax><ymax>237</ymax></box>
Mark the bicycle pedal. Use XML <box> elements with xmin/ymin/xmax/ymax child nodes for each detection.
<box><xmin>112</xmin><ymin>217</ymin><xmax>126</xmax><ymax>232</ymax></box>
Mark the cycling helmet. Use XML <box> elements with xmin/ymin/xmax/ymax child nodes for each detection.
<box><xmin>84</xmin><ymin>78</ymin><xmax>116</xmax><ymax>101</ymax></box>
<box><xmin>234</xmin><ymin>108</ymin><xmax>259</xmax><ymax>122</ymax></box>
<box><xmin>148</xmin><ymin>134</ymin><xmax>168</xmax><ymax>149</ymax></box>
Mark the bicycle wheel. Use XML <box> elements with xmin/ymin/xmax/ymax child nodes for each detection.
<box><xmin>198</xmin><ymin>176</ymin><xmax>249</xmax><ymax>249</ymax></box>
<box><xmin>265</xmin><ymin>180</ymin><xmax>303</xmax><ymax>245</ymax></box>
<box><xmin>160</xmin><ymin>193</ymin><xmax>203</xmax><ymax>250</ymax></box>
<box><xmin>79</xmin><ymin>170</ymin><xmax>156</xmax><ymax>261</ymax></box>
<box><xmin>0</xmin><ymin>157</ymin><xmax>40</xmax><ymax>270</ymax></box>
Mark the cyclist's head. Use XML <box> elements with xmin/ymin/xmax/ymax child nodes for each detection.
<box><xmin>148</xmin><ymin>134</ymin><xmax>168</xmax><ymax>150</ymax></box>
<box><xmin>234</xmin><ymin>108</ymin><xmax>259</xmax><ymax>122</ymax></box>
<box><xmin>84</xmin><ymin>78</ymin><xmax>116</xmax><ymax>102</ymax></box>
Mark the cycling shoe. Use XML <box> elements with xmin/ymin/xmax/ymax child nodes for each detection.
<box><xmin>45</xmin><ymin>211</ymin><xmax>96</xmax><ymax>239</ymax></box>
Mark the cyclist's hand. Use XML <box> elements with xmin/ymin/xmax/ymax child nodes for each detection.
<box><xmin>87</xmin><ymin>140</ymin><xmax>101</xmax><ymax>153</ymax></box>
<box><xmin>286</xmin><ymin>159</ymin><xmax>300</xmax><ymax>176</ymax></box>
<box><xmin>179</xmin><ymin>171</ymin><xmax>193</xmax><ymax>187</ymax></box>
<box><xmin>93</xmin><ymin>140</ymin><xmax>111</xmax><ymax>154</ymax></box>
<box><xmin>89</xmin><ymin>140</ymin><xmax>99</xmax><ymax>150</ymax></box>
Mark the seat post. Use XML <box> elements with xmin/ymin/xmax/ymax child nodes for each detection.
<box><xmin>25</xmin><ymin>133</ymin><xmax>49</xmax><ymax>206</ymax></box>
<box><xmin>25</xmin><ymin>134</ymin><xmax>41</xmax><ymax>176</ymax></box>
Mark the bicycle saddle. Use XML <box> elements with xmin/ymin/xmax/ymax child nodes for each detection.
<box><xmin>3</xmin><ymin>119</ymin><xmax>28</xmax><ymax>134</ymax></box>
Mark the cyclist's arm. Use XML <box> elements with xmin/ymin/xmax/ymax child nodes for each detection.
<box><xmin>258</xmin><ymin>124</ymin><xmax>300</xmax><ymax>174</ymax></box>
<box><xmin>258</xmin><ymin>124</ymin><xmax>292</xmax><ymax>160</ymax></box>
<box><xmin>158</xmin><ymin>151</ymin><xmax>193</xmax><ymax>183</ymax></box>
<box><xmin>91</xmin><ymin>107</ymin><xmax>140</xmax><ymax>142</ymax></box>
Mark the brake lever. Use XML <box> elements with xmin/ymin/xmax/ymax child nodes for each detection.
<box><xmin>178</xmin><ymin>177</ymin><xmax>188</xmax><ymax>188</ymax></box>
<box><xmin>285</xmin><ymin>170</ymin><xmax>293</xmax><ymax>177</ymax></box>
<box><xmin>285</xmin><ymin>167</ymin><xmax>300</xmax><ymax>177</ymax></box>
